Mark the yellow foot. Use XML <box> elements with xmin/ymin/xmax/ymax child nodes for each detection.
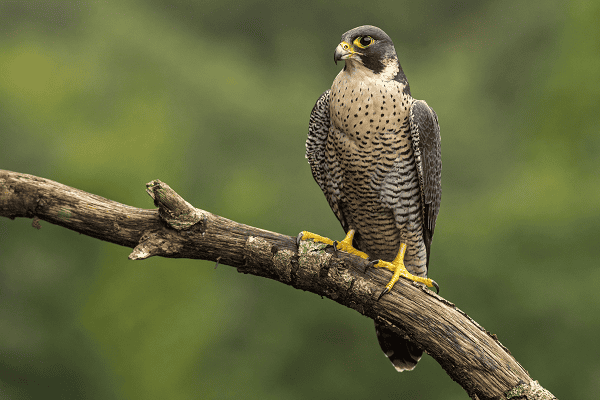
<box><xmin>298</xmin><ymin>229</ymin><xmax>369</xmax><ymax>259</ymax></box>
<box><xmin>372</xmin><ymin>243</ymin><xmax>439</xmax><ymax>300</ymax></box>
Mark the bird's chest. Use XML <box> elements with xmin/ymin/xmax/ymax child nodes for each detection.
<box><xmin>328</xmin><ymin>71</ymin><xmax>414</xmax><ymax>188</ymax></box>
<box><xmin>330</xmin><ymin>70</ymin><xmax>411</xmax><ymax>139</ymax></box>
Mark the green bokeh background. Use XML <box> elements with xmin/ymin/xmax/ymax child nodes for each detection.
<box><xmin>1</xmin><ymin>1</ymin><xmax>599</xmax><ymax>398</ymax></box>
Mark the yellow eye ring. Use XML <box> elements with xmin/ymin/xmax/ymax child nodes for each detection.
<box><xmin>354</xmin><ymin>36</ymin><xmax>375</xmax><ymax>49</ymax></box>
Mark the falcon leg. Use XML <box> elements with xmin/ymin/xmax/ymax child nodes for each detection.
<box><xmin>373</xmin><ymin>243</ymin><xmax>438</xmax><ymax>300</ymax></box>
<box><xmin>298</xmin><ymin>229</ymin><xmax>369</xmax><ymax>259</ymax></box>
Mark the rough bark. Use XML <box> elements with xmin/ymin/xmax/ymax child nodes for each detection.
<box><xmin>0</xmin><ymin>169</ymin><xmax>557</xmax><ymax>400</ymax></box>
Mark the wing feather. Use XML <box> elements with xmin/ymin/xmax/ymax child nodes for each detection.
<box><xmin>306</xmin><ymin>90</ymin><xmax>330</xmax><ymax>191</ymax></box>
<box><xmin>409</xmin><ymin>100</ymin><xmax>442</xmax><ymax>263</ymax></box>
<box><xmin>306</xmin><ymin>90</ymin><xmax>349</xmax><ymax>232</ymax></box>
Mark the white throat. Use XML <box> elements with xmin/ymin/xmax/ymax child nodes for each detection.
<box><xmin>340</xmin><ymin>56</ymin><xmax>400</xmax><ymax>83</ymax></box>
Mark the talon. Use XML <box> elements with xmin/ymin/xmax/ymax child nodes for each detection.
<box><xmin>431</xmin><ymin>279</ymin><xmax>440</xmax><ymax>294</ymax></box>
<box><xmin>296</xmin><ymin>232</ymin><xmax>304</xmax><ymax>247</ymax></box>
<box><xmin>332</xmin><ymin>240</ymin><xmax>339</xmax><ymax>257</ymax></box>
<box><xmin>370</xmin><ymin>243</ymin><xmax>438</xmax><ymax>297</ymax></box>
<box><xmin>377</xmin><ymin>287</ymin><xmax>390</xmax><ymax>301</ymax></box>
<box><xmin>297</xmin><ymin>230</ymin><xmax>369</xmax><ymax>259</ymax></box>
<box><xmin>296</xmin><ymin>231</ymin><xmax>335</xmax><ymax>246</ymax></box>
<box><xmin>365</xmin><ymin>258</ymin><xmax>379</xmax><ymax>273</ymax></box>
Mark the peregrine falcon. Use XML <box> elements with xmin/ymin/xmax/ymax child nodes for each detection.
<box><xmin>300</xmin><ymin>25</ymin><xmax>442</xmax><ymax>371</ymax></box>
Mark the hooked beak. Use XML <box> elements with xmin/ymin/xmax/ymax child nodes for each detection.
<box><xmin>334</xmin><ymin>41</ymin><xmax>360</xmax><ymax>64</ymax></box>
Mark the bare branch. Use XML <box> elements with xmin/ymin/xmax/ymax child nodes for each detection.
<box><xmin>0</xmin><ymin>170</ymin><xmax>556</xmax><ymax>400</ymax></box>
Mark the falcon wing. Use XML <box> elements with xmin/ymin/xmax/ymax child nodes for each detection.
<box><xmin>306</xmin><ymin>90</ymin><xmax>349</xmax><ymax>232</ymax></box>
<box><xmin>409</xmin><ymin>100</ymin><xmax>442</xmax><ymax>264</ymax></box>
<box><xmin>306</xmin><ymin>90</ymin><xmax>330</xmax><ymax>192</ymax></box>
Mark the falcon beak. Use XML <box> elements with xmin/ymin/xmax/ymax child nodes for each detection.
<box><xmin>334</xmin><ymin>41</ymin><xmax>359</xmax><ymax>64</ymax></box>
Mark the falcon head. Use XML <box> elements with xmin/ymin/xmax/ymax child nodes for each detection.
<box><xmin>334</xmin><ymin>25</ymin><xmax>398</xmax><ymax>75</ymax></box>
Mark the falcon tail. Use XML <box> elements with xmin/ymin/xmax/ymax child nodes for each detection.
<box><xmin>375</xmin><ymin>322</ymin><xmax>424</xmax><ymax>372</ymax></box>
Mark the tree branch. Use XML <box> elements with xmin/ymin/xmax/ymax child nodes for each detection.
<box><xmin>0</xmin><ymin>170</ymin><xmax>556</xmax><ymax>400</ymax></box>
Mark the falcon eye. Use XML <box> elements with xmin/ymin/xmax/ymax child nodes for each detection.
<box><xmin>354</xmin><ymin>36</ymin><xmax>375</xmax><ymax>49</ymax></box>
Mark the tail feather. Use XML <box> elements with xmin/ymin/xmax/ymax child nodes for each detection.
<box><xmin>375</xmin><ymin>321</ymin><xmax>423</xmax><ymax>372</ymax></box>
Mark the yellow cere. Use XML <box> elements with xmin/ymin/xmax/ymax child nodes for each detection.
<box><xmin>340</xmin><ymin>41</ymin><xmax>352</xmax><ymax>52</ymax></box>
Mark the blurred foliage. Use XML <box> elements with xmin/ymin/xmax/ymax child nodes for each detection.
<box><xmin>1</xmin><ymin>0</ymin><xmax>599</xmax><ymax>399</ymax></box>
